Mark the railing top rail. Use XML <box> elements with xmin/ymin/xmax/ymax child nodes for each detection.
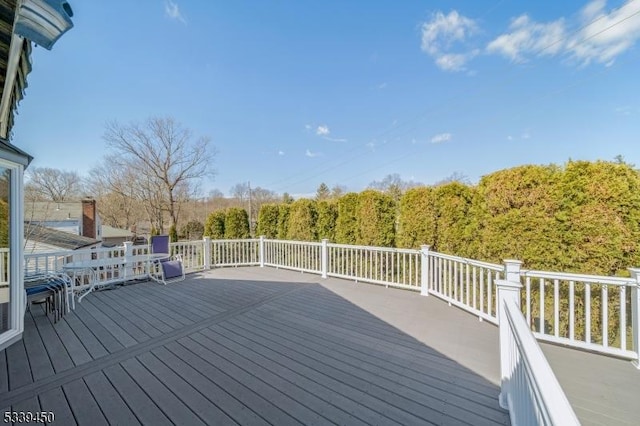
<box><xmin>211</xmin><ymin>239</ymin><xmax>260</xmax><ymax>243</ymax></box>
<box><xmin>521</xmin><ymin>269</ymin><xmax>635</xmax><ymax>286</ymax></box>
<box><xmin>430</xmin><ymin>251</ymin><xmax>503</xmax><ymax>271</ymax></box>
<box><xmin>504</xmin><ymin>298</ymin><xmax>580</xmax><ymax>425</ymax></box>
<box><xmin>327</xmin><ymin>243</ymin><xmax>420</xmax><ymax>254</ymax></box>
<box><xmin>263</xmin><ymin>239</ymin><xmax>322</xmax><ymax>246</ymax></box>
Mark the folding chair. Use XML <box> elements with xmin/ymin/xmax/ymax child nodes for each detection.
<box><xmin>24</xmin><ymin>273</ymin><xmax>72</xmax><ymax>323</ymax></box>
<box><xmin>150</xmin><ymin>235</ymin><xmax>185</xmax><ymax>284</ymax></box>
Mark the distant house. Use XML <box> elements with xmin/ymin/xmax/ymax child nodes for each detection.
<box><xmin>25</xmin><ymin>198</ymin><xmax>102</xmax><ymax>240</ymax></box>
<box><xmin>101</xmin><ymin>225</ymin><xmax>134</xmax><ymax>246</ymax></box>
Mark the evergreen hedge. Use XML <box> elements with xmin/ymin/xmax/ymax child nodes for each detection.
<box><xmin>286</xmin><ymin>199</ymin><xmax>317</xmax><ymax>241</ymax></box>
<box><xmin>355</xmin><ymin>190</ymin><xmax>396</xmax><ymax>247</ymax></box>
<box><xmin>256</xmin><ymin>204</ymin><xmax>279</xmax><ymax>238</ymax></box>
<box><xmin>224</xmin><ymin>208</ymin><xmax>250</xmax><ymax>239</ymax></box>
<box><xmin>204</xmin><ymin>210</ymin><xmax>226</xmax><ymax>239</ymax></box>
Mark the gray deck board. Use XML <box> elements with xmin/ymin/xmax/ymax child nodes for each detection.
<box><xmin>83</xmin><ymin>371</ymin><xmax>141</xmax><ymax>426</ymax></box>
<box><xmin>21</xmin><ymin>312</ymin><xmax>54</xmax><ymax>382</ymax></box>
<box><xmin>62</xmin><ymin>378</ymin><xmax>108</xmax><ymax>426</ymax></box>
<box><xmin>119</xmin><ymin>357</ymin><xmax>207</xmax><ymax>425</ymax></box>
<box><xmin>3</xmin><ymin>266</ymin><xmax>632</xmax><ymax>425</ymax></box>
<box><xmin>225</xmin><ymin>315</ymin><xmax>504</xmax><ymax>422</ymax></box>
<box><xmin>135</xmin><ymin>351</ymin><xmax>237</xmax><ymax>425</ymax></box>
<box><xmin>0</xmin><ymin>350</ymin><xmax>7</xmax><ymax>393</ymax></box>
<box><xmin>101</xmin><ymin>363</ymin><xmax>172</xmax><ymax>426</ymax></box>
<box><xmin>163</xmin><ymin>340</ymin><xmax>304</xmax><ymax>426</ymax></box>
<box><xmin>38</xmin><ymin>387</ymin><xmax>77</xmax><ymax>426</ymax></box>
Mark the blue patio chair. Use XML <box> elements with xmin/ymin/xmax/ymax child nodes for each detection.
<box><xmin>150</xmin><ymin>235</ymin><xmax>185</xmax><ymax>284</ymax></box>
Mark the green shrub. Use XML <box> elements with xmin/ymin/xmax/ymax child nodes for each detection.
<box><xmin>256</xmin><ymin>204</ymin><xmax>279</xmax><ymax>238</ymax></box>
<box><xmin>396</xmin><ymin>187</ymin><xmax>436</xmax><ymax>249</ymax></box>
<box><xmin>286</xmin><ymin>199</ymin><xmax>317</xmax><ymax>241</ymax></box>
<box><xmin>316</xmin><ymin>200</ymin><xmax>338</xmax><ymax>241</ymax></box>
<box><xmin>224</xmin><ymin>208</ymin><xmax>250</xmax><ymax>239</ymax></box>
<box><xmin>355</xmin><ymin>190</ymin><xmax>396</xmax><ymax>247</ymax></box>
<box><xmin>335</xmin><ymin>193</ymin><xmax>359</xmax><ymax>244</ymax></box>
<box><xmin>277</xmin><ymin>204</ymin><xmax>290</xmax><ymax>239</ymax></box>
<box><xmin>204</xmin><ymin>210</ymin><xmax>226</xmax><ymax>239</ymax></box>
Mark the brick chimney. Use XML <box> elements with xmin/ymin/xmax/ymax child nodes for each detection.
<box><xmin>81</xmin><ymin>198</ymin><xmax>97</xmax><ymax>239</ymax></box>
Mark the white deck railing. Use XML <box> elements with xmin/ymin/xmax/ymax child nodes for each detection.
<box><xmin>499</xmin><ymin>290</ymin><xmax>580</xmax><ymax>425</ymax></box>
<box><xmin>171</xmin><ymin>240</ymin><xmax>206</xmax><ymax>272</ymax></box>
<box><xmin>521</xmin><ymin>269</ymin><xmax>638</xmax><ymax>360</ymax></box>
<box><xmin>327</xmin><ymin>243</ymin><xmax>421</xmax><ymax>290</ymax></box>
<box><xmin>263</xmin><ymin>239</ymin><xmax>322</xmax><ymax>273</ymax></box>
<box><xmin>210</xmin><ymin>239</ymin><xmax>260</xmax><ymax>267</ymax></box>
<box><xmin>426</xmin><ymin>249</ymin><xmax>503</xmax><ymax>324</ymax></box>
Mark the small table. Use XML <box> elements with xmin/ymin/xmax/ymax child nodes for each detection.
<box><xmin>63</xmin><ymin>253</ymin><xmax>170</xmax><ymax>302</ymax></box>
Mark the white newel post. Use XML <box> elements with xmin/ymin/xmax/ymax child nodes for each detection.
<box><xmin>497</xmin><ymin>259</ymin><xmax>522</xmax><ymax>409</ymax></box>
<box><xmin>203</xmin><ymin>237</ymin><xmax>211</xmax><ymax>269</ymax></box>
<box><xmin>420</xmin><ymin>245</ymin><xmax>430</xmax><ymax>296</ymax></box>
<box><xmin>123</xmin><ymin>241</ymin><xmax>133</xmax><ymax>279</ymax></box>
<box><xmin>259</xmin><ymin>236</ymin><xmax>265</xmax><ymax>268</ymax></box>
<box><xmin>629</xmin><ymin>268</ymin><xmax>640</xmax><ymax>368</ymax></box>
<box><xmin>321</xmin><ymin>239</ymin><xmax>328</xmax><ymax>279</ymax></box>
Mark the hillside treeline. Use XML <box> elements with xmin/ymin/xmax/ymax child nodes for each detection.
<box><xmin>244</xmin><ymin>160</ymin><xmax>640</xmax><ymax>276</ymax></box>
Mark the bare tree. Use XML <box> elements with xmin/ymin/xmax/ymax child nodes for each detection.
<box><xmin>433</xmin><ymin>171</ymin><xmax>470</xmax><ymax>186</ymax></box>
<box><xmin>103</xmin><ymin>116</ymin><xmax>216</xmax><ymax>233</ymax></box>
<box><xmin>368</xmin><ymin>173</ymin><xmax>422</xmax><ymax>201</ymax></box>
<box><xmin>86</xmin><ymin>159</ymin><xmax>144</xmax><ymax>230</ymax></box>
<box><xmin>25</xmin><ymin>167</ymin><xmax>82</xmax><ymax>202</ymax></box>
<box><xmin>229</xmin><ymin>182</ymin><xmax>250</xmax><ymax>202</ymax></box>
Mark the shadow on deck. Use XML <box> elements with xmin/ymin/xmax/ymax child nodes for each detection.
<box><xmin>0</xmin><ymin>267</ymin><xmax>511</xmax><ymax>425</ymax></box>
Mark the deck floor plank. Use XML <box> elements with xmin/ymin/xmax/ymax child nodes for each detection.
<box><xmin>0</xmin><ymin>349</ymin><xmax>7</xmax><ymax>393</ymax></box>
<box><xmin>82</xmin><ymin>296</ymin><xmax>156</xmax><ymax>343</ymax></box>
<box><xmin>135</xmin><ymin>351</ymin><xmax>237</xmax><ymax>425</ymax></box>
<box><xmin>10</xmin><ymin>396</ymin><xmax>40</xmax><ymax>424</ymax></box>
<box><xmin>31</xmin><ymin>312</ymin><xmax>74</xmax><ymax>374</ymax></box>
<box><xmin>82</xmin><ymin>371</ymin><xmax>141</xmax><ymax>426</ymax></box>
<box><xmin>5</xmin><ymin>339</ymin><xmax>32</xmax><ymax>390</ymax></box>
<box><xmin>150</xmin><ymin>346</ymin><xmax>271</xmax><ymax>426</ymax></box>
<box><xmin>72</xmin><ymin>301</ymin><xmax>139</xmax><ymax>348</ymax></box>
<box><xmin>38</xmin><ymin>387</ymin><xmax>77</xmax><ymax>426</ymax></box>
<box><xmin>21</xmin><ymin>311</ymin><xmax>54</xmax><ymax>382</ymax></box>
<box><xmin>93</xmin><ymin>289</ymin><xmax>175</xmax><ymax>334</ymax></box>
<box><xmin>101</xmin><ymin>363</ymin><xmax>173</xmax><ymax>426</ymax></box>
<box><xmin>192</xmin><ymin>328</ymin><xmax>373</xmax><ymax>426</ymax></box>
<box><xmin>59</xmin><ymin>313</ymin><xmax>109</xmax><ymax>361</ymax></box>
<box><xmin>241</xmin><ymin>309</ymin><xmax>499</xmax><ymax>398</ymax></box>
<box><xmin>119</xmin><ymin>357</ymin><xmax>207</xmax><ymax>426</ymax></box>
<box><xmin>163</xmin><ymin>340</ymin><xmax>302</xmax><ymax>426</ymax></box>
<box><xmin>44</xmin><ymin>311</ymin><xmax>93</xmax><ymax>367</ymax></box>
<box><xmin>222</xmin><ymin>315</ymin><xmax>506</xmax><ymax>424</ymax></box>
<box><xmin>62</xmin><ymin>378</ymin><xmax>108</xmax><ymax>426</ymax></box>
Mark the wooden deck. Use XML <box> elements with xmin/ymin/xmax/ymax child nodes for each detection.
<box><xmin>0</xmin><ymin>267</ymin><xmax>636</xmax><ymax>425</ymax></box>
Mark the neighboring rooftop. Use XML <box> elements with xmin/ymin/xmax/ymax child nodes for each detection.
<box><xmin>101</xmin><ymin>225</ymin><xmax>134</xmax><ymax>239</ymax></box>
<box><xmin>25</xmin><ymin>222</ymin><xmax>98</xmax><ymax>250</ymax></box>
<box><xmin>0</xmin><ymin>0</ymin><xmax>33</xmax><ymax>139</ymax></box>
<box><xmin>25</xmin><ymin>201</ymin><xmax>83</xmax><ymax>222</ymax></box>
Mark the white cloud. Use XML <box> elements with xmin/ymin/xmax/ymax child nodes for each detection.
<box><xmin>487</xmin><ymin>15</ymin><xmax>565</xmax><ymax>62</ymax></box>
<box><xmin>305</xmin><ymin>124</ymin><xmax>312</xmax><ymax>131</ymax></box>
<box><xmin>431</xmin><ymin>133</ymin><xmax>453</xmax><ymax>144</ymax></box>
<box><xmin>305</xmin><ymin>149</ymin><xmax>322</xmax><ymax>158</ymax></box>
<box><xmin>377</xmin><ymin>82</ymin><xmax>388</xmax><ymax>89</ymax></box>
<box><xmin>323</xmin><ymin>136</ymin><xmax>348</xmax><ymax>143</ymax></box>
<box><xmin>507</xmin><ymin>135</ymin><xmax>514</xmax><ymax>141</ymax></box>
<box><xmin>278</xmin><ymin>150</ymin><xmax>285</xmax><ymax>156</ymax></box>
<box><xmin>165</xmin><ymin>0</ymin><xmax>186</xmax><ymax>24</ymax></box>
<box><xmin>421</xmin><ymin>10</ymin><xmax>479</xmax><ymax>72</ymax></box>
<box><xmin>316</xmin><ymin>125</ymin><xmax>330</xmax><ymax>136</ymax></box>
<box><xmin>487</xmin><ymin>1</ymin><xmax>640</xmax><ymax>66</ymax></box>
<box><xmin>521</xmin><ymin>132</ymin><xmax>531</xmax><ymax>140</ymax></box>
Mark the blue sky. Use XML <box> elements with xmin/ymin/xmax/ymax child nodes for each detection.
<box><xmin>12</xmin><ymin>0</ymin><xmax>640</xmax><ymax>197</ymax></box>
